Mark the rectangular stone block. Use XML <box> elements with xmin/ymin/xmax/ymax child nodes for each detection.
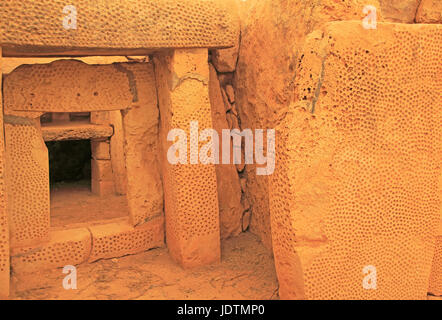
<box><xmin>5</xmin><ymin>118</ymin><xmax>50</xmax><ymax>248</ymax></box>
<box><xmin>0</xmin><ymin>0</ymin><xmax>239</xmax><ymax>56</ymax></box>
<box><xmin>109</xmin><ymin>110</ymin><xmax>127</xmax><ymax>195</ymax></box>
<box><xmin>91</xmin><ymin>111</ymin><xmax>110</xmax><ymax>125</ymax></box>
<box><xmin>41</xmin><ymin>122</ymin><xmax>113</xmax><ymax>141</ymax></box>
<box><xmin>154</xmin><ymin>49</ymin><xmax>221</xmax><ymax>268</ymax></box>
<box><xmin>91</xmin><ymin>159</ymin><xmax>113</xmax><ymax>182</ymax></box>
<box><xmin>88</xmin><ymin>216</ymin><xmax>164</xmax><ymax>262</ymax></box>
<box><xmin>11</xmin><ymin>228</ymin><xmax>91</xmax><ymax>274</ymax></box>
<box><xmin>91</xmin><ymin>140</ymin><xmax>111</xmax><ymax>160</ymax></box>
<box><xmin>120</xmin><ymin>63</ymin><xmax>162</xmax><ymax>225</ymax></box>
<box><xmin>3</xmin><ymin>60</ymin><xmax>133</xmax><ymax>112</ymax></box>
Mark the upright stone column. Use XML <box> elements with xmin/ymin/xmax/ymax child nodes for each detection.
<box><xmin>155</xmin><ymin>49</ymin><xmax>221</xmax><ymax>268</ymax></box>
<box><xmin>0</xmin><ymin>47</ymin><xmax>10</xmax><ymax>298</ymax></box>
<box><xmin>90</xmin><ymin>112</ymin><xmax>115</xmax><ymax>196</ymax></box>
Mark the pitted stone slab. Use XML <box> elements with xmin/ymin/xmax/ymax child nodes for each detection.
<box><xmin>3</xmin><ymin>60</ymin><xmax>134</xmax><ymax>112</ymax></box>
<box><xmin>270</xmin><ymin>22</ymin><xmax>442</xmax><ymax>300</ymax></box>
<box><xmin>0</xmin><ymin>0</ymin><xmax>239</xmax><ymax>56</ymax></box>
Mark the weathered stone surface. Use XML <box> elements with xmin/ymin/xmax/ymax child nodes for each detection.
<box><xmin>52</xmin><ymin>113</ymin><xmax>70</xmax><ymax>122</ymax></box>
<box><xmin>154</xmin><ymin>49</ymin><xmax>220</xmax><ymax>268</ymax></box>
<box><xmin>378</xmin><ymin>0</ymin><xmax>420</xmax><ymax>23</ymax></box>
<box><xmin>0</xmin><ymin>0</ymin><xmax>239</xmax><ymax>56</ymax></box>
<box><xmin>209</xmin><ymin>64</ymin><xmax>244</xmax><ymax>239</ymax></box>
<box><xmin>91</xmin><ymin>159</ymin><xmax>113</xmax><ymax>182</ymax></box>
<box><xmin>1</xmin><ymin>56</ymin><xmax>144</xmax><ymax>74</ymax></box>
<box><xmin>11</xmin><ymin>228</ymin><xmax>91</xmax><ymax>273</ymax></box>
<box><xmin>88</xmin><ymin>217</ymin><xmax>164</xmax><ymax>262</ymax></box>
<box><xmin>270</xmin><ymin>22</ymin><xmax>442</xmax><ymax>300</ymax></box>
<box><xmin>120</xmin><ymin>63</ymin><xmax>163</xmax><ymax>226</ymax></box>
<box><xmin>41</xmin><ymin>122</ymin><xmax>113</xmax><ymax>141</ymax></box>
<box><xmin>242</xmin><ymin>210</ymin><xmax>251</xmax><ymax>232</ymax></box>
<box><xmin>416</xmin><ymin>0</ymin><xmax>442</xmax><ymax>23</ymax></box>
<box><xmin>109</xmin><ymin>110</ymin><xmax>127</xmax><ymax>195</ymax></box>
<box><xmin>0</xmin><ymin>48</ymin><xmax>10</xmax><ymax>298</ymax></box>
<box><xmin>91</xmin><ymin>179</ymin><xmax>115</xmax><ymax>196</ymax></box>
<box><xmin>4</xmin><ymin>117</ymin><xmax>50</xmax><ymax>248</ymax></box>
<box><xmin>211</xmin><ymin>0</ymin><xmax>240</xmax><ymax>72</ymax></box>
<box><xmin>212</xmin><ymin>44</ymin><xmax>239</xmax><ymax>73</ymax></box>
<box><xmin>235</xmin><ymin>0</ymin><xmax>386</xmax><ymax>250</ymax></box>
<box><xmin>91</xmin><ymin>111</ymin><xmax>110</xmax><ymax>124</ymax></box>
<box><xmin>3</xmin><ymin>60</ymin><xmax>134</xmax><ymax>112</ymax></box>
<box><xmin>91</xmin><ymin>110</ymin><xmax>127</xmax><ymax>195</ymax></box>
<box><xmin>91</xmin><ymin>140</ymin><xmax>111</xmax><ymax>160</ymax></box>
<box><xmin>225</xmin><ymin>85</ymin><xmax>235</xmax><ymax>104</ymax></box>
<box><xmin>429</xmin><ymin>235</ymin><xmax>442</xmax><ymax>296</ymax></box>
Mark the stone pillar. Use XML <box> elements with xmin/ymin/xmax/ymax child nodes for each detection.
<box><xmin>109</xmin><ymin>110</ymin><xmax>127</xmax><ymax>195</ymax></box>
<box><xmin>90</xmin><ymin>112</ymin><xmax>115</xmax><ymax>196</ymax></box>
<box><xmin>4</xmin><ymin>116</ymin><xmax>50</xmax><ymax>247</ymax></box>
<box><xmin>0</xmin><ymin>46</ymin><xmax>10</xmax><ymax>298</ymax></box>
<box><xmin>119</xmin><ymin>62</ymin><xmax>162</xmax><ymax>227</ymax></box>
<box><xmin>91</xmin><ymin>110</ymin><xmax>127</xmax><ymax>196</ymax></box>
<box><xmin>91</xmin><ymin>140</ymin><xmax>115</xmax><ymax>196</ymax></box>
<box><xmin>154</xmin><ymin>49</ymin><xmax>221</xmax><ymax>268</ymax></box>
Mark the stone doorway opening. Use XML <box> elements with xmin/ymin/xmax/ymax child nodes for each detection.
<box><xmin>41</xmin><ymin>112</ymin><xmax>130</xmax><ymax>229</ymax></box>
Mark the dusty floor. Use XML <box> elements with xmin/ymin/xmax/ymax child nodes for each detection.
<box><xmin>50</xmin><ymin>181</ymin><xmax>129</xmax><ymax>228</ymax></box>
<box><xmin>10</xmin><ymin>232</ymin><xmax>279</xmax><ymax>300</ymax></box>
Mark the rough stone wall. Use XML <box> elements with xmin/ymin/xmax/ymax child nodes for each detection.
<box><xmin>270</xmin><ymin>22</ymin><xmax>442</xmax><ymax>299</ymax></box>
<box><xmin>209</xmin><ymin>64</ymin><xmax>246</xmax><ymax>239</ymax></box>
<box><xmin>0</xmin><ymin>48</ymin><xmax>10</xmax><ymax>298</ymax></box>
<box><xmin>0</xmin><ymin>0</ymin><xmax>239</xmax><ymax>56</ymax></box>
<box><xmin>208</xmin><ymin>0</ymin><xmax>251</xmax><ymax>240</ymax></box>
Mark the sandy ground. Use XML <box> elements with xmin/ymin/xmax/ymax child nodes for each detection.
<box><xmin>50</xmin><ymin>181</ymin><xmax>129</xmax><ymax>228</ymax></box>
<box><xmin>10</xmin><ymin>232</ymin><xmax>279</xmax><ymax>300</ymax></box>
